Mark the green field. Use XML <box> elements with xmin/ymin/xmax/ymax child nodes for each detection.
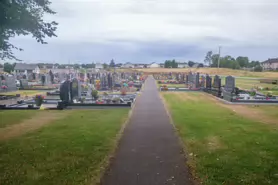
<box><xmin>0</xmin><ymin>109</ymin><xmax>128</xmax><ymax>185</ymax></box>
<box><xmin>163</xmin><ymin>92</ymin><xmax>278</xmax><ymax>185</ymax></box>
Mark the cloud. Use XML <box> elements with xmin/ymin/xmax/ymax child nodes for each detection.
<box><xmin>3</xmin><ymin>0</ymin><xmax>278</xmax><ymax>63</ymax></box>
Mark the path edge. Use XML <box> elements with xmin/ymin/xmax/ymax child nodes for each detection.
<box><xmin>158</xmin><ymin>92</ymin><xmax>201</xmax><ymax>185</ymax></box>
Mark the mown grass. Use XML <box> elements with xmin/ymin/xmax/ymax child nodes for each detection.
<box><xmin>249</xmin><ymin>106</ymin><xmax>278</xmax><ymax>120</ymax></box>
<box><xmin>163</xmin><ymin>92</ymin><xmax>278</xmax><ymax>185</ymax></box>
<box><xmin>0</xmin><ymin>110</ymin><xmax>38</xmax><ymax>128</ymax></box>
<box><xmin>0</xmin><ymin>109</ymin><xmax>129</xmax><ymax>185</ymax></box>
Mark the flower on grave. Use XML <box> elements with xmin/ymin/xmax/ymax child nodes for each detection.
<box><xmin>34</xmin><ymin>94</ymin><xmax>45</xmax><ymax>106</ymax></box>
<box><xmin>249</xmin><ymin>91</ymin><xmax>256</xmax><ymax>96</ymax></box>
<box><xmin>91</xmin><ymin>90</ymin><xmax>99</xmax><ymax>100</ymax></box>
<box><xmin>1</xmin><ymin>85</ymin><xmax>7</xmax><ymax>89</ymax></box>
<box><xmin>121</xmin><ymin>88</ymin><xmax>127</xmax><ymax>95</ymax></box>
<box><xmin>266</xmin><ymin>91</ymin><xmax>273</xmax><ymax>97</ymax></box>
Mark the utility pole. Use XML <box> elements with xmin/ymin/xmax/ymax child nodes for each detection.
<box><xmin>217</xmin><ymin>46</ymin><xmax>221</xmax><ymax>69</ymax></box>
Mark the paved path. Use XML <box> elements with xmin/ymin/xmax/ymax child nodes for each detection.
<box><xmin>101</xmin><ymin>76</ymin><xmax>193</xmax><ymax>185</ymax></box>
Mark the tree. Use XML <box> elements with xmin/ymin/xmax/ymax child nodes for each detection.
<box><xmin>3</xmin><ymin>62</ymin><xmax>14</xmax><ymax>73</ymax></box>
<box><xmin>103</xmin><ymin>63</ymin><xmax>108</xmax><ymax>69</ymax></box>
<box><xmin>109</xmin><ymin>59</ymin><xmax>115</xmax><ymax>68</ymax></box>
<box><xmin>211</xmin><ymin>54</ymin><xmax>220</xmax><ymax>67</ymax></box>
<box><xmin>236</xmin><ymin>56</ymin><xmax>249</xmax><ymax>68</ymax></box>
<box><xmin>188</xmin><ymin>61</ymin><xmax>195</xmax><ymax>67</ymax></box>
<box><xmin>164</xmin><ymin>60</ymin><xmax>171</xmax><ymax>68</ymax></box>
<box><xmin>73</xmin><ymin>64</ymin><xmax>80</xmax><ymax>69</ymax></box>
<box><xmin>249</xmin><ymin>61</ymin><xmax>260</xmax><ymax>68</ymax></box>
<box><xmin>254</xmin><ymin>65</ymin><xmax>263</xmax><ymax>72</ymax></box>
<box><xmin>204</xmin><ymin>51</ymin><xmax>213</xmax><ymax>66</ymax></box>
<box><xmin>0</xmin><ymin>0</ymin><xmax>58</xmax><ymax>60</ymax></box>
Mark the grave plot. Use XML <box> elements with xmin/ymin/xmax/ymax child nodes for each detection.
<box><xmin>0</xmin><ymin>72</ymin><xmax>146</xmax><ymax>110</ymax></box>
<box><xmin>157</xmin><ymin>72</ymin><xmax>206</xmax><ymax>91</ymax></box>
<box><xmin>157</xmin><ymin>72</ymin><xmax>278</xmax><ymax>105</ymax></box>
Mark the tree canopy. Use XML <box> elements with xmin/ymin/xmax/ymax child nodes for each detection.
<box><xmin>0</xmin><ymin>0</ymin><xmax>58</xmax><ymax>60</ymax></box>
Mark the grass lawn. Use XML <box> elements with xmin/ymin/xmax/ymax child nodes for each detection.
<box><xmin>220</xmin><ymin>77</ymin><xmax>278</xmax><ymax>90</ymax></box>
<box><xmin>0</xmin><ymin>90</ymin><xmax>45</xmax><ymax>96</ymax></box>
<box><xmin>0</xmin><ymin>109</ymin><xmax>129</xmax><ymax>185</ymax></box>
<box><xmin>0</xmin><ymin>110</ymin><xmax>38</xmax><ymax>128</ymax></box>
<box><xmin>163</xmin><ymin>92</ymin><xmax>278</xmax><ymax>185</ymax></box>
<box><xmin>249</xmin><ymin>106</ymin><xmax>278</xmax><ymax>120</ymax></box>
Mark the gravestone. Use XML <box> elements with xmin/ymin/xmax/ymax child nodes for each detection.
<box><xmin>20</xmin><ymin>79</ymin><xmax>29</xmax><ymax>89</ymax></box>
<box><xmin>212</xmin><ymin>75</ymin><xmax>221</xmax><ymax>97</ymax></box>
<box><xmin>86</xmin><ymin>84</ymin><xmax>93</xmax><ymax>98</ymax></box>
<box><xmin>205</xmin><ymin>75</ymin><xmax>212</xmax><ymax>89</ymax></box>
<box><xmin>49</xmin><ymin>70</ymin><xmax>54</xmax><ymax>84</ymax></box>
<box><xmin>194</xmin><ymin>73</ymin><xmax>200</xmax><ymax>88</ymax></box>
<box><xmin>41</xmin><ymin>75</ymin><xmax>46</xmax><ymax>86</ymax></box>
<box><xmin>70</xmin><ymin>78</ymin><xmax>81</xmax><ymax>101</ymax></box>
<box><xmin>225</xmin><ymin>76</ymin><xmax>235</xmax><ymax>92</ymax></box>
<box><xmin>0</xmin><ymin>76</ymin><xmax>17</xmax><ymax>92</ymax></box>
<box><xmin>108</xmin><ymin>73</ymin><xmax>113</xmax><ymax>90</ymax></box>
<box><xmin>185</xmin><ymin>75</ymin><xmax>189</xmax><ymax>84</ymax></box>
<box><xmin>200</xmin><ymin>75</ymin><xmax>205</xmax><ymax>88</ymax></box>
<box><xmin>223</xmin><ymin>76</ymin><xmax>235</xmax><ymax>102</ymax></box>
<box><xmin>60</xmin><ymin>80</ymin><xmax>70</xmax><ymax>102</ymax></box>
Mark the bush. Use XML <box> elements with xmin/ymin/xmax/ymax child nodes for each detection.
<box><xmin>254</xmin><ymin>65</ymin><xmax>263</xmax><ymax>72</ymax></box>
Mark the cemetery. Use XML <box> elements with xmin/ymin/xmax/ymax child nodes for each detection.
<box><xmin>0</xmin><ymin>71</ymin><xmax>146</xmax><ymax>110</ymax></box>
<box><xmin>156</xmin><ymin>72</ymin><xmax>278</xmax><ymax>104</ymax></box>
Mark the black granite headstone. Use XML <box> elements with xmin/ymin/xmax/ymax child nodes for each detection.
<box><xmin>60</xmin><ymin>80</ymin><xmax>70</xmax><ymax>102</ymax></box>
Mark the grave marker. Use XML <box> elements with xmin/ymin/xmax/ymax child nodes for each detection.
<box><xmin>70</xmin><ymin>78</ymin><xmax>81</xmax><ymax>100</ymax></box>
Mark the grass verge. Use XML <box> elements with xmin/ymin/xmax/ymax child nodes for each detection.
<box><xmin>0</xmin><ymin>109</ymin><xmax>129</xmax><ymax>185</ymax></box>
<box><xmin>0</xmin><ymin>110</ymin><xmax>38</xmax><ymax>128</ymax></box>
<box><xmin>162</xmin><ymin>92</ymin><xmax>278</xmax><ymax>185</ymax></box>
<box><xmin>249</xmin><ymin>106</ymin><xmax>278</xmax><ymax>120</ymax></box>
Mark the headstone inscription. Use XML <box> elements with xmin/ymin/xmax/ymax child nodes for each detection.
<box><xmin>70</xmin><ymin>78</ymin><xmax>81</xmax><ymax>101</ymax></box>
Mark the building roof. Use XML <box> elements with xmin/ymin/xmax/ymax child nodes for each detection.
<box><xmin>14</xmin><ymin>63</ymin><xmax>38</xmax><ymax>70</ymax></box>
<box><xmin>262</xmin><ymin>58</ymin><xmax>278</xmax><ymax>64</ymax></box>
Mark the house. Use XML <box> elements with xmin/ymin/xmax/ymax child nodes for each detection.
<box><xmin>95</xmin><ymin>62</ymin><xmax>103</xmax><ymax>69</ymax></box>
<box><xmin>159</xmin><ymin>63</ymin><xmax>164</xmax><ymax>68</ymax></box>
<box><xmin>122</xmin><ymin>62</ymin><xmax>134</xmax><ymax>68</ymax></box>
<box><xmin>177</xmin><ymin>62</ymin><xmax>188</xmax><ymax>68</ymax></box>
<box><xmin>149</xmin><ymin>62</ymin><xmax>160</xmax><ymax>68</ymax></box>
<box><xmin>14</xmin><ymin>63</ymin><xmax>40</xmax><ymax>74</ymax></box>
<box><xmin>261</xmin><ymin>58</ymin><xmax>278</xmax><ymax>70</ymax></box>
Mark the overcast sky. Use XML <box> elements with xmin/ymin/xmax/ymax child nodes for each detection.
<box><xmin>6</xmin><ymin>0</ymin><xmax>278</xmax><ymax>64</ymax></box>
